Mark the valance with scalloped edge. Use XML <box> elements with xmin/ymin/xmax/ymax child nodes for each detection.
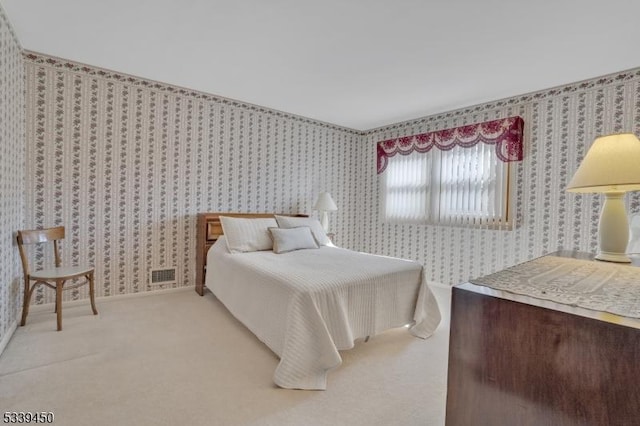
<box><xmin>377</xmin><ymin>116</ymin><xmax>524</xmax><ymax>174</ymax></box>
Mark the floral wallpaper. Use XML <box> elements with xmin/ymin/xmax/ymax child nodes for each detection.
<box><xmin>8</xmin><ymin>36</ymin><xmax>640</xmax><ymax>342</ymax></box>
<box><xmin>24</xmin><ymin>52</ymin><xmax>363</xmax><ymax>305</ymax></box>
<box><xmin>0</xmin><ymin>4</ymin><xmax>25</xmax><ymax>347</ymax></box>
<box><xmin>359</xmin><ymin>68</ymin><xmax>640</xmax><ymax>286</ymax></box>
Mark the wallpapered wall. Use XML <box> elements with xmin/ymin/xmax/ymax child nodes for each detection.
<box><xmin>23</xmin><ymin>52</ymin><xmax>363</xmax><ymax>305</ymax></box>
<box><xmin>0</xmin><ymin>6</ymin><xmax>25</xmax><ymax>345</ymax></box>
<box><xmin>359</xmin><ymin>68</ymin><xmax>640</xmax><ymax>286</ymax></box>
<box><xmin>15</xmin><ymin>51</ymin><xmax>640</xmax><ymax>311</ymax></box>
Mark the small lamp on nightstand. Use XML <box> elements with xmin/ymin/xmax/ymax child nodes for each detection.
<box><xmin>314</xmin><ymin>192</ymin><xmax>337</xmax><ymax>233</ymax></box>
<box><xmin>567</xmin><ymin>133</ymin><xmax>640</xmax><ymax>263</ymax></box>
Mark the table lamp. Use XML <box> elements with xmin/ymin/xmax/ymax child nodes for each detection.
<box><xmin>567</xmin><ymin>133</ymin><xmax>640</xmax><ymax>262</ymax></box>
<box><xmin>314</xmin><ymin>192</ymin><xmax>337</xmax><ymax>232</ymax></box>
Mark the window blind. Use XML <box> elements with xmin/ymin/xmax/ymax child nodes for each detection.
<box><xmin>381</xmin><ymin>144</ymin><xmax>511</xmax><ymax>228</ymax></box>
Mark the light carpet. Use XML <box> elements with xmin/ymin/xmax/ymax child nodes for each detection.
<box><xmin>0</xmin><ymin>286</ymin><xmax>451</xmax><ymax>426</ymax></box>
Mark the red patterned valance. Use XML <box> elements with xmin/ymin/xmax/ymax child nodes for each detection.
<box><xmin>377</xmin><ymin>116</ymin><xmax>524</xmax><ymax>174</ymax></box>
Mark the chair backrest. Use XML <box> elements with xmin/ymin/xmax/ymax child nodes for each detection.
<box><xmin>16</xmin><ymin>226</ymin><xmax>65</xmax><ymax>276</ymax></box>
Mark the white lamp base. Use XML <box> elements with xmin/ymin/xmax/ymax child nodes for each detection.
<box><xmin>596</xmin><ymin>192</ymin><xmax>631</xmax><ymax>263</ymax></box>
<box><xmin>319</xmin><ymin>211</ymin><xmax>329</xmax><ymax>233</ymax></box>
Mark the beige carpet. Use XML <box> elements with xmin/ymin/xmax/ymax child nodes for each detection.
<box><xmin>0</xmin><ymin>286</ymin><xmax>451</xmax><ymax>426</ymax></box>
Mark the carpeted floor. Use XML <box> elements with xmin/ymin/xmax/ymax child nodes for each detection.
<box><xmin>0</xmin><ymin>286</ymin><xmax>451</xmax><ymax>426</ymax></box>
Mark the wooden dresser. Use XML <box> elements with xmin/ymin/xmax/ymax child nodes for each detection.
<box><xmin>446</xmin><ymin>251</ymin><xmax>640</xmax><ymax>426</ymax></box>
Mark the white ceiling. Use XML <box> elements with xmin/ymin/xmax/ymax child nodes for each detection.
<box><xmin>3</xmin><ymin>0</ymin><xmax>640</xmax><ymax>131</ymax></box>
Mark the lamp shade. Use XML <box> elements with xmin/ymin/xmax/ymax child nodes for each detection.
<box><xmin>313</xmin><ymin>192</ymin><xmax>338</xmax><ymax>211</ymax></box>
<box><xmin>567</xmin><ymin>133</ymin><xmax>640</xmax><ymax>193</ymax></box>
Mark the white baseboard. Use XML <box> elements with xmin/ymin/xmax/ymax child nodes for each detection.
<box><xmin>0</xmin><ymin>319</ymin><xmax>18</xmax><ymax>357</ymax></box>
<box><xmin>24</xmin><ymin>285</ymin><xmax>195</xmax><ymax>313</ymax></box>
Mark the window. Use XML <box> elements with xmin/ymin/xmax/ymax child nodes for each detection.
<box><xmin>377</xmin><ymin>116</ymin><xmax>523</xmax><ymax>228</ymax></box>
<box><xmin>381</xmin><ymin>143</ymin><xmax>512</xmax><ymax>228</ymax></box>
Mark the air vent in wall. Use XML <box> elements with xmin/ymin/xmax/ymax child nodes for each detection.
<box><xmin>149</xmin><ymin>267</ymin><xmax>176</xmax><ymax>285</ymax></box>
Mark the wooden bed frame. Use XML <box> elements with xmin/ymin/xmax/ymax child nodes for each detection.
<box><xmin>195</xmin><ymin>212</ymin><xmax>306</xmax><ymax>295</ymax></box>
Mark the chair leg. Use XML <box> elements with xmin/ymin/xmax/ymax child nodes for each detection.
<box><xmin>56</xmin><ymin>280</ymin><xmax>63</xmax><ymax>331</ymax></box>
<box><xmin>20</xmin><ymin>278</ymin><xmax>33</xmax><ymax>326</ymax></box>
<box><xmin>88</xmin><ymin>272</ymin><xmax>98</xmax><ymax>315</ymax></box>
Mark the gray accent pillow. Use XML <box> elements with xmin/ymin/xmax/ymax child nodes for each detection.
<box><xmin>274</xmin><ymin>215</ymin><xmax>331</xmax><ymax>246</ymax></box>
<box><xmin>269</xmin><ymin>226</ymin><xmax>319</xmax><ymax>254</ymax></box>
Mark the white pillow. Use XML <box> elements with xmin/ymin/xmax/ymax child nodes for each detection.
<box><xmin>275</xmin><ymin>215</ymin><xmax>331</xmax><ymax>246</ymax></box>
<box><xmin>269</xmin><ymin>227</ymin><xmax>319</xmax><ymax>254</ymax></box>
<box><xmin>219</xmin><ymin>216</ymin><xmax>278</xmax><ymax>253</ymax></box>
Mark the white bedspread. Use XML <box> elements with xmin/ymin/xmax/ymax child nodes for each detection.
<box><xmin>206</xmin><ymin>238</ymin><xmax>441</xmax><ymax>390</ymax></box>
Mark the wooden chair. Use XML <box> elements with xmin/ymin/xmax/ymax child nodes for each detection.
<box><xmin>17</xmin><ymin>226</ymin><xmax>98</xmax><ymax>331</ymax></box>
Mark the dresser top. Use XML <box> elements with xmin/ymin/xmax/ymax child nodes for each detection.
<box><xmin>458</xmin><ymin>250</ymin><xmax>640</xmax><ymax>329</ymax></box>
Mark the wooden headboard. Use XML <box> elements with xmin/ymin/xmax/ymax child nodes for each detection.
<box><xmin>195</xmin><ymin>212</ymin><xmax>306</xmax><ymax>295</ymax></box>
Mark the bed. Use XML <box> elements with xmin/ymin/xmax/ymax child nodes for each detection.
<box><xmin>196</xmin><ymin>212</ymin><xmax>441</xmax><ymax>390</ymax></box>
